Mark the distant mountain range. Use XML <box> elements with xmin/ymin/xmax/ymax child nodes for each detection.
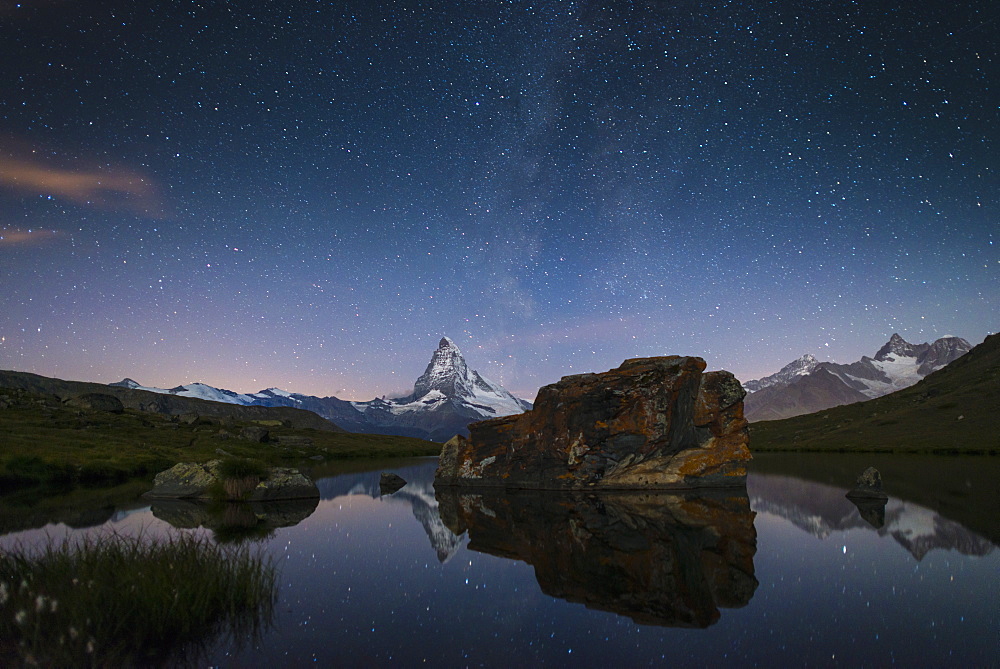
<box><xmin>748</xmin><ymin>331</ymin><xmax>1000</xmax><ymax>456</ymax></box>
<box><xmin>743</xmin><ymin>334</ymin><xmax>971</xmax><ymax>422</ymax></box>
<box><xmin>111</xmin><ymin>337</ymin><xmax>531</xmax><ymax>441</ymax></box>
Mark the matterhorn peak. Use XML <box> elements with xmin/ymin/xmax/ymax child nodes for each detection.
<box><xmin>409</xmin><ymin>336</ymin><xmax>474</xmax><ymax>400</ymax></box>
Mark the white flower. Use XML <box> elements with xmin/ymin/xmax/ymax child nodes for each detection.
<box><xmin>34</xmin><ymin>595</ymin><xmax>47</xmax><ymax>613</ymax></box>
<box><xmin>14</xmin><ymin>610</ymin><xmax>27</xmax><ymax>625</ymax></box>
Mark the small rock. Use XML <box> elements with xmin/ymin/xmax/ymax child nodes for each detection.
<box><xmin>248</xmin><ymin>468</ymin><xmax>319</xmax><ymax>502</ymax></box>
<box><xmin>240</xmin><ymin>425</ymin><xmax>270</xmax><ymax>442</ymax></box>
<box><xmin>380</xmin><ymin>472</ymin><xmax>407</xmax><ymax>495</ymax></box>
<box><xmin>846</xmin><ymin>466</ymin><xmax>888</xmax><ymax>500</ymax></box>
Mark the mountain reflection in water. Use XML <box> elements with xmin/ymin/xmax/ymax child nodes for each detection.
<box><xmin>748</xmin><ymin>472</ymin><xmax>995</xmax><ymax>560</ymax></box>
<box><xmin>436</xmin><ymin>488</ymin><xmax>758</xmax><ymax>628</ymax></box>
<box><xmin>317</xmin><ymin>468</ymin><xmax>463</xmax><ymax>561</ymax></box>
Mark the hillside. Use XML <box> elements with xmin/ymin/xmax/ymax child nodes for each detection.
<box><xmin>0</xmin><ymin>370</ymin><xmax>342</xmax><ymax>432</ymax></box>
<box><xmin>749</xmin><ymin>333</ymin><xmax>1000</xmax><ymax>453</ymax></box>
<box><xmin>0</xmin><ymin>381</ymin><xmax>441</xmax><ymax>489</ymax></box>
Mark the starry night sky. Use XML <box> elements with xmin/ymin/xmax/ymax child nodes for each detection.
<box><xmin>1</xmin><ymin>0</ymin><xmax>996</xmax><ymax>400</ymax></box>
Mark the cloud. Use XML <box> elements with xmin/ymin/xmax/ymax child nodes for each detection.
<box><xmin>0</xmin><ymin>228</ymin><xmax>62</xmax><ymax>247</ymax></box>
<box><xmin>0</xmin><ymin>153</ymin><xmax>164</xmax><ymax>218</ymax></box>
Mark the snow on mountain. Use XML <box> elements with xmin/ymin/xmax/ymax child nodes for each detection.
<box><xmin>107</xmin><ymin>336</ymin><xmax>532</xmax><ymax>440</ymax></box>
<box><xmin>825</xmin><ymin>334</ymin><xmax>972</xmax><ymax>399</ymax></box>
<box><xmin>353</xmin><ymin>337</ymin><xmax>530</xmax><ymax>419</ymax></box>
<box><xmin>743</xmin><ymin>354</ymin><xmax>819</xmax><ymax>393</ymax></box>
<box><xmin>406</xmin><ymin>336</ymin><xmax>530</xmax><ymax>414</ymax></box>
<box><xmin>743</xmin><ymin>334</ymin><xmax>972</xmax><ymax>422</ymax></box>
<box><xmin>110</xmin><ymin>379</ymin><xmax>262</xmax><ymax>405</ymax></box>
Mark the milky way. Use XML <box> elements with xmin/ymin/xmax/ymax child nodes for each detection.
<box><xmin>1</xmin><ymin>1</ymin><xmax>996</xmax><ymax>400</ymax></box>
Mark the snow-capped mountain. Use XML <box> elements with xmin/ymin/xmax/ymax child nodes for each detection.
<box><xmin>108</xmin><ymin>336</ymin><xmax>532</xmax><ymax>441</ymax></box>
<box><xmin>743</xmin><ymin>354</ymin><xmax>819</xmax><ymax>393</ymax></box>
<box><xmin>744</xmin><ymin>334</ymin><xmax>971</xmax><ymax>422</ymax></box>
<box><xmin>351</xmin><ymin>337</ymin><xmax>532</xmax><ymax>441</ymax></box>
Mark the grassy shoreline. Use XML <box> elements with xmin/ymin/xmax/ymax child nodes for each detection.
<box><xmin>0</xmin><ymin>386</ymin><xmax>442</xmax><ymax>490</ymax></box>
<box><xmin>0</xmin><ymin>532</ymin><xmax>277</xmax><ymax>666</ymax></box>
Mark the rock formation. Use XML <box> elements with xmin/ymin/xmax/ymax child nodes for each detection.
<box><xmin>435</xmin><ymin>355</ymin><xmax>750</xmax><ymax>490</ymax></box>
<box><xmin>64</xmin><ymin>393</ymin><xmax>125</xmax><ymax>414</ymax></box>
<box><xmin>435</xmin><ymin>487</ymin><xmax>757</xmax><ymax>627</ymax></box>
<box><xmin>145</xmin><ymin>460</ymin><xmax>320</xmax><ymax>501</ymax></box>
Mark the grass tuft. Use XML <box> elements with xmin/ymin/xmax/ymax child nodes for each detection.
<box><xmin>0</xmin><ymin>531</ymin><xmax>277</xmax><ymax>666</ymax></box>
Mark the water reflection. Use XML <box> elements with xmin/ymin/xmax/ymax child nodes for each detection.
<box><xmin>748</xmin><ymin>473</ymin><xmax>995</xmax><ymax>560</ymax></box>
<box><xmin>436</xmin><ymin>488</ymin><xmax>758</xmax><ymax>628</ymax></box>
<box><xmin>317</xmin><ymin>467</ymin><xmax>463</xmax><ymax>561</ymax></box>
<box><xmin>151</xmin><ymin>498</ymin><xmax>318</xmax><ymax>543</ymax></box>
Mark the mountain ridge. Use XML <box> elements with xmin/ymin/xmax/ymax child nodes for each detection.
<box><xmin>110</xmin><ymin>337</ymin><xmax>531</xmax><ymax>441</ymax></box>
<box><xmin>748</xmin><ymin>332</ymin><xmax>1000</xmax><ymax>454</ymax></box>
<box><xmin>744</xmin><ymin>334</ymin><xmax>971</xmax><ymax>422</ymax></box>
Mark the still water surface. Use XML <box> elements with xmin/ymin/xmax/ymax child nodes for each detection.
<box><xmin>2</xmin><ymin>456</ymin><xmax>997</xmax><ymax>666</ymax></box>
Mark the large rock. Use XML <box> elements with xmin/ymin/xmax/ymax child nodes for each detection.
<box><xmin>145</xmin><ymin>460</ymin><xmax>319</xmax><ymax>501</ymax></box>
<box><xmin>64</xmin><ymin>393</ymin><xmax>125</xmax><ymax>414</ymax></box>
<box><xmin>435</xmin><ymin>356</ymin><xmax>751</xmax><ymax>490</ymax></box>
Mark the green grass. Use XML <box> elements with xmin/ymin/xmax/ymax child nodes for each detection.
<box><xmin>0</xmin><ymin>532</ymin><xmax>277</xmax><ymax>666</ymax></box>
<box><xmin>0</xmin><ymin>387</ymin><xmax>442</xmax><ymax>490</ymax></box>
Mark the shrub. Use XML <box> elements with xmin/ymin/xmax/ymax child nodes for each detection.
<box><xmin>215</xmin><ymin>458</ymin><xmax>270</xmax><ymax>500</ymax></box>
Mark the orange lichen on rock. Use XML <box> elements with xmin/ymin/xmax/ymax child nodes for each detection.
<box><xmin>435</xmin><ymin>356</ymin><xmax>751</xmax><ymax>490</ymax></box>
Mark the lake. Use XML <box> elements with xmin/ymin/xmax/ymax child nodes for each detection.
<box><xmin>1</xmin><ymin>455</ymin><xmax>997</xmax><ymax>666</ymax></box>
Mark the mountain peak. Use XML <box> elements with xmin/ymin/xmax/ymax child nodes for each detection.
<box><xmin>110</xmin><ymin>377</ymin><xmax>141</xmax><ymax>389</ymax></box>
<box><xmin>874</xmin><ymin>334</ymin><xmax>926</xmax><ymax>361</ymax></box>
<box><xmin>743</xmin><ymin>353</ymin><xmax>820</xmax><ymax>393</ymax></box>
<box><xmin>410</xmin><ymin>336</ymin><xmax>472</xmax><ymax>400</ymax></box>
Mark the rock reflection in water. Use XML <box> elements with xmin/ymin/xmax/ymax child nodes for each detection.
<box><xmin>436</xmin><ymin>488</ymin><xmax>757</xmax><ymax>628</ymax></box>
<box><xmin>151</xmin><ymin>497</ymin><xmax>318</xmax><ymax>543</ymax></box>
